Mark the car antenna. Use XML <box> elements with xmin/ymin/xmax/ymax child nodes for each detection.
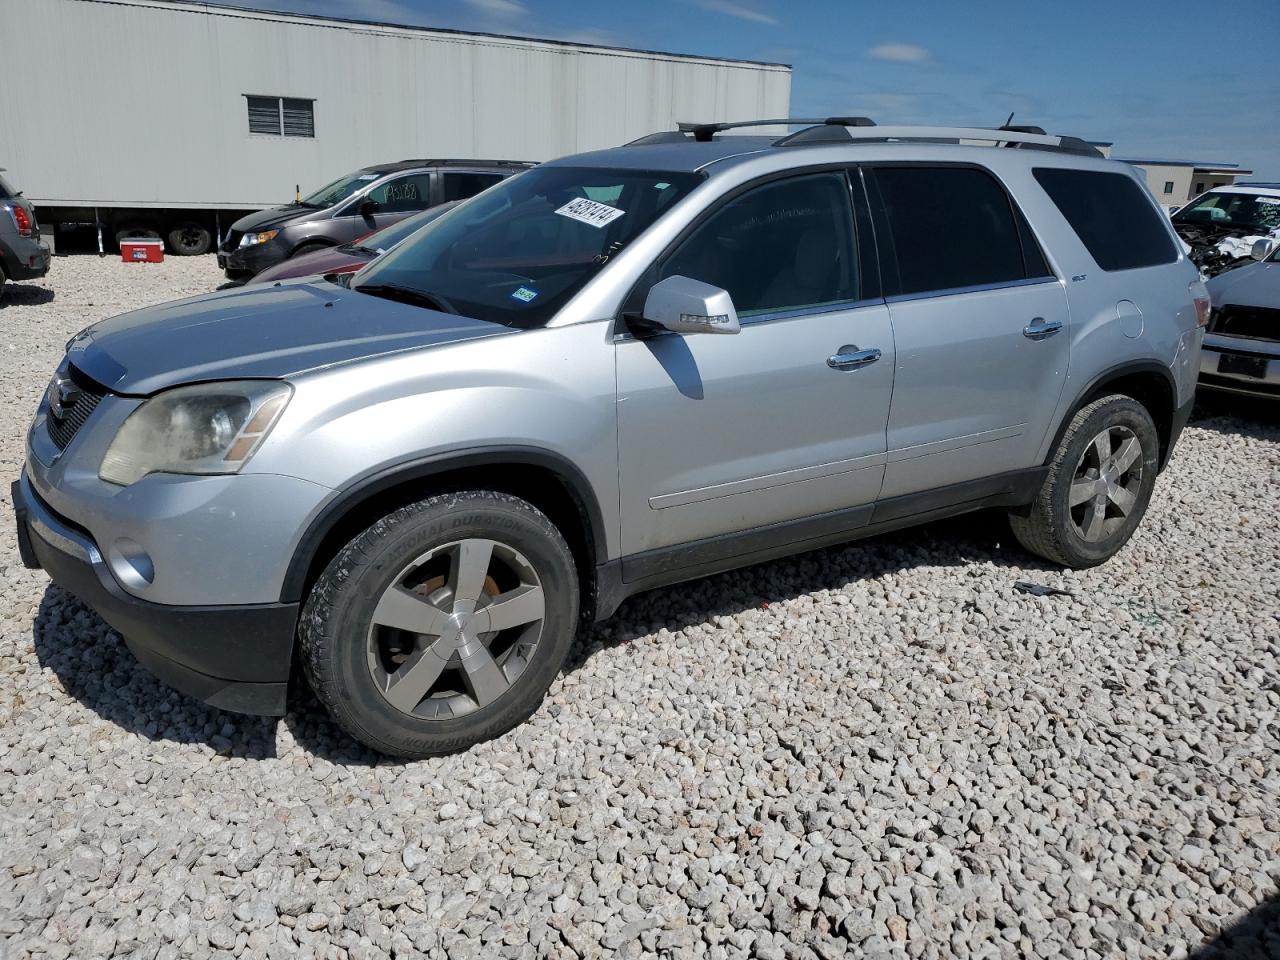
<box><xmin>1003</xmin><ymin>111</ymin><xmax>1015</xmax><ymax>127</ymax></box>
<box><xmin>295</xmin><ymin>183</ymin><xmax>301</xmax><ymax>203</ymax></box>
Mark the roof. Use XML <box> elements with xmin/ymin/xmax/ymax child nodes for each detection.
<box><xmin>140</xmin><ymin>0</ymin><xmax>791</xmax><ymax>69</ymax></box>
<box><xmin>1116</xmin><ymin>157</ymin><xmax>1251</xmax><ymax>174</ymax></box>
<box><xmin>363</xmin><ymin>159</ymin><xmax>533</xmax><ymax>174</ymax></box>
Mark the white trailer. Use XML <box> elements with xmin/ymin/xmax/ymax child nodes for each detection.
<box><xmin>1</xmin><ymin>0</ymin><xmax>790</xmax><ymax>253</ymax></box>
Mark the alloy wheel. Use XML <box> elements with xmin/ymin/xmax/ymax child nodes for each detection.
<box><xmin>366</xmin><ymin>538</ymin><xmax>545</xmax><ymax>719</ymax></box>
<box><xmin>1068</xmin><ymin>425</ymin><xmax>1144</xmax><ymax>543</ymax></box>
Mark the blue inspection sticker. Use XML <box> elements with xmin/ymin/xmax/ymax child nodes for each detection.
<box><xmin>510</xmin><ymin>286</ymin><xmax>539</xmax><ymax>303</ymax></box>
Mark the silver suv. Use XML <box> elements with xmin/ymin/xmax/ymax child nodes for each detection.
<box><xmin>15</xmin><ymin>120</ymin><xmax>1207</xmax><ymax>757</ymax></box>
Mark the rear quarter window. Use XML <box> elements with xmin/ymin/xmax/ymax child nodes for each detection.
<box><xmin>1033</xmin><ymin>168</ymin><xmax>1178</xmax><ymax>271</ymax></box>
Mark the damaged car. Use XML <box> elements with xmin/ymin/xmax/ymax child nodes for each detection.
<box><xmin>1171</xmin><ymin>183</ymin><xmax>1280</xmax><ymax>278</ymax></box>
<box><xmin>1199</xmin><ymin>237</ymin><xmax>1280</xmax><ymax>400</ymax></box>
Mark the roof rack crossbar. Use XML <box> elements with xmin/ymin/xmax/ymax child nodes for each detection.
<box><xmin>674</xmin><ymin>116</ymin><xmax>875</xmax><ymax>142</ymax></box>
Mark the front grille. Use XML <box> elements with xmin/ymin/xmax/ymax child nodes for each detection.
<box><xmin>46</xmin><ymin>367</ymin><xmax>107</xmax><ymax>451</ymax></box>
<box><xmin>220</xmin><ymin>230</ymin><xmax>243</xmax><ymax>253</ymax></box>
<box><xmin>1209</xmin><ymin>304</ymin><xmax>1280</xmax><ymax>343</ymax></box>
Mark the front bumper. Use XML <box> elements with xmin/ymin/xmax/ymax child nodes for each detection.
<box><xmin>1198</xmin><ymin>334</ymin><xmax>1280</xmax><ymax>400</ymax></box>
<box><xmin>1</xmin><ymin>234</ymin><xmax>51</xmax><ymax>281</ymax></box>
<box><xmin>217</xmin><ymin>240</ymin><xmax>287</xmax><ymax>279</ymax></box>
<box><xmin>14</xmin><ymin>473</ymin><xmax>297</xmax><ymax>715</ymax></box>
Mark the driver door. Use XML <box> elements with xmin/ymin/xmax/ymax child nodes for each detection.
<box><xmin>615</xmin><ymin>171</ymin><xmax>895</xmax><ymax>566</ymax></box>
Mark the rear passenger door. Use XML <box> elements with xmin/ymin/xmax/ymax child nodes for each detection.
<box><xmin>866</xmin><ymin>164</ymin><xmax>1071</xmax><ymax>499</ymax></box>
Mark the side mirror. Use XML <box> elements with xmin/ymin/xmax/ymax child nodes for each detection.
<box><xmin>631</xmin><ymin>275</ymin><xmax>740</xmax><ymax>336</ymax></box>
<box><xmin>1251</xmin><ymin>238</ymin><xmax>1275</xmax><ymax>261</ymax></box>
<box><xmin>359</xmin><ymin>198</ymin><xmax>379</xmax><ymax>217</ymax></box>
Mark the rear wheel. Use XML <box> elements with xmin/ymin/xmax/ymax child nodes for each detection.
<box><xmin>300</xmin><ymin>491</ymin><xmax>578</xmax><ymax>758</ymax></box>
<box><xmin>1010</xmin><ymin>394</ymin><xmax>1159</xmax><ymax>568</ymax></box>
<box><xmin>167</xmin><ymin>222</ymin><xmax>212</xmax><ymax>256</ymax></box>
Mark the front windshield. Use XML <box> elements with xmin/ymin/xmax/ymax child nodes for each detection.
<box><xmin>301</xmin><ymin>170</ymin><xmax>379</xmax><ymax>208</ymax></box>
<box><xmin>353</xmin><ymin>166</ymin><xmax>703</xmax><ymax>328</ymax></box>
<box><xmin>350</xmin><ymin>203</ymin><xmax>459</xmax><ymax>254</ymax></box>
<box><xmin>1174</xmin><ymin>192</ymin><xmax>1280</xmax><ymax>232</ymax></box>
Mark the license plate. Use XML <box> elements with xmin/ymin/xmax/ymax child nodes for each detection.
<box><xmin>1218</xmin><ymin>353</ymin><xmax>1266</xmax><ymax>379</ymax></box>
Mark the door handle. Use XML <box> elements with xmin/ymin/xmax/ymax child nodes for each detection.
<box><xmin>827</xmin><ymin>346</ymin><xmax>882</xmax><ymax>370</ymax></box>
<box><xmin>1023</xmin><ymin>318</ymin><xmax>1063</xmax><ymax>339</ymax></box>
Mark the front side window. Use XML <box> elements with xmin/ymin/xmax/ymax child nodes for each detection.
<box><xmin>658</xmin><ymin>172</ymin><xmax>859</xmax><ymax>317</ymax></box>
<box><xmin>246</xmin><ymin>96</ymin><xmax>314</xmax><ymax>138</ymax></box>
<box><xmin>873</xmin><ymin>166</ymin><xmax>1028</xmax><ymax>296</ymax></box>
<box><xmin>354</xmin><ymin>166</ymin><xmax>702</xmax><ymax>329</ymax></box>
<box><xmin>366</xmin><ymin>173</ymin><xmax>433</xmax><ymax>213</ymax></box>
<box><xmin>1036</xmin><ymin>168</ymin><xmax>1179</xmax><ymax>271</ymax></box>
<box><xmin>441</xmin><ymin>172</ymin><xmax>504</xmax><ymax>203</ymax></box>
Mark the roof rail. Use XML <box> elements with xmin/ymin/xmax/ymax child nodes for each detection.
<box><xmin>773</xmin><ymin>123</ymin><xmax>1103</xmax><ymax>158</ymax></box>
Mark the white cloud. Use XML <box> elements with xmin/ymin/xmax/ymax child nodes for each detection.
<box><xmin>868</xmin><ymin>43</ymin><xmax>930</xmax><ymax>63</ymax></box>
<box><xmin>696</xmin><ymin>0</ymin><xmax>778</xmax><ymax>25</ymax></box>
<box><xmin>465</xmin><ymin>0</ymin><xmax>528</xmax><ymax>17</ymax></box>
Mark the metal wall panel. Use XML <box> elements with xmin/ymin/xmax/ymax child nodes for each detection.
<box><xmin>0</xmin><ymin>0</ymin><xmax>791</xmax><ymax>209</ymax></box>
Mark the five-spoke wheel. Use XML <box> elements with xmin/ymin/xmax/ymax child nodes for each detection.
<box><xmin>1010</xmin><ymin>394</ymin><xmax>1159</xmax><ymax>568</ymax></box>
<box><xmin>300</xmin><ymin>491</ymin><xmax>578</xmax><ymax>758</ymax></box>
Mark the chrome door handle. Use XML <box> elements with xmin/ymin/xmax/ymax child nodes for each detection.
<box><xmin>1023</xmin><ymin>318</ymin><xmax>1063</xmax><ymax>339</ymax></box>
<box><xmin>827</xmin><ymin>346</ymin><xmax>882</xmax><ymax>370</ymax></box>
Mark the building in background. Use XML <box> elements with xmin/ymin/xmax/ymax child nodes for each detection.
<box><xmin>1</xmin><ymin>0</ymin><xmax>790</xmax><ymax>254</ymax></box>
<box><xmin>1119</xmin><ymin>157</ymin><xmax>1253</xmax><ymax>209</ymax></box>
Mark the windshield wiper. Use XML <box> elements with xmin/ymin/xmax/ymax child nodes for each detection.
<box><xmin>354</xmin><ymin>283</ymin><xmax>457</xmax><ymax>315</ymax></box>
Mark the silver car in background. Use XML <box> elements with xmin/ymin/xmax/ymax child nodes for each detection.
<box><xmin>15</xmin><ymin>119</ymin><xmax>1206</xmax><ymax>757</ymax></box>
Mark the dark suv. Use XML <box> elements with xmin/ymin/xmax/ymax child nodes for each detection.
<box><xmin>0</xmin><ymin>169</ymin><xmax>51</xmax><ymax>297</ymax></box>
<box><xmin>217</xmin><ymin>159</ymin><xmax>531</xmax><ymax>281</ymax></box>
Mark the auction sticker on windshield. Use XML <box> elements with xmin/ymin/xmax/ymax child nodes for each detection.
<box><xmin>555</xmin><ymin>197</ymin><xmax>625</xmax><ymax>228</ymax></box>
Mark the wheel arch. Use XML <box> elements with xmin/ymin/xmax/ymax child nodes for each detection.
<box><xmin>280</xmin><ymin>446</ymin><xmax>609</xmax><ymax>612</ymax></box>
<box><xmin>1048</xmin><ymin>360</ymin><xmax>1178</xmax><ymax>471</ymax></box>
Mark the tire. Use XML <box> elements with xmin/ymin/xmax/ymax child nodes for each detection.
<box><xmin>115</xmin><ymin>226</ymin><xmax>160</xmax><ymax>245</ymax></box>
<box><xmin>0</xmin><ymin>264</ymin><xmax>7</xmax><ymax>299</ymax></box>
<box><xmin>300</xmin><ymin>491</ymin><xmax>579</xmax><ymax>758</ymax></box>
<box><xmin>1010</xmin><ymin>394</ymin><xmax>1160</xmax><ymax>568</ymax></box>
<box><xmin>167</xmin><ymin>222</ymin><xmax>212</xmax><ymax>256</ymax></box>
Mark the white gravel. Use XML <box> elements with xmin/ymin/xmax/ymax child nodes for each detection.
<box><xmin>1</xmin><ymin>255</ymin><xmax>1279</xmax><ymax>960</ymax></box>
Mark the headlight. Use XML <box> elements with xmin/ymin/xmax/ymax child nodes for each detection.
<box><xmin>239</xmin><ymin>229</ymin><xmax>279</xmax><ymax>248</ymax></box>
<box><xmin>99</xmin><ymin>381</ymin><xmax>292</xmax><ymax>486</ymax></box>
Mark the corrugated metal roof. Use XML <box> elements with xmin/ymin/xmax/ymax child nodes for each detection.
<box><xmin>138</xmin><ymin>0</ymin><xmax>793</xmax><ymax>68</ymax></box>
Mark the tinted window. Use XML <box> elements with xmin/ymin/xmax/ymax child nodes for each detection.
<box><xmin>368</xmin><ymin>173</ymin><xmax>433</xmax><ymax>213</ymax></box>
<box><xmin>1035</xmin><ymin>168</ymin><xmax>1178</xmax><ymax>271</ymax></box>
<box><xmin>659</xmin><ymin>172</ymin><xmax>858</xmax><ymax>316</ymax></box>
<box><xmin>874</xmin><ymin>166</ymin><xmax>1026</xmax><ymax>295</ymax></box>
<box><xmin>303</xmin><ymin>171</ymin><xmax>377</xmax><ymax>208</ymax></box>
<box><xmin>441</xmin><ymin>172</ymin><xmax>503</xmax><ymax>203</ymax></box>
<box><xmin>356</xmin><ymin>167</ymin><xmax>701</xmax><ymax>329</ymax></box>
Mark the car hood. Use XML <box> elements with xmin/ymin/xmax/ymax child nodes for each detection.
<box><xmin>231</xmin><ymin>205</ymin><xmax>318</xmax><ymax>233</ymax></box>
<box><xmin>1206</xmin><ymin>260</ymin><xmax>1280</xmax><ymax>309</ymax></box>
<box><xmin>66</xmin><ymin>278</ymin><xmax>513</xmax><ymax>395</ymax></box>
<box><xmin>248</xmin><ymin>246</ymin><xmax>369</xmax><ymax>285</ymax></box>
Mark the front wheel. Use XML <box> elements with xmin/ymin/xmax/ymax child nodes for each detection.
<box><xmin>299</xmin><ymin>491</ymin><xmax>579</xmax><ymax>758</ymax></box>
<box><xmin>1010</xmin><ymin>394</ymin><xmax>1160</xmax><ymax>568</ymax></box>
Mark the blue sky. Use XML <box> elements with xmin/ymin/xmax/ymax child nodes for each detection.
<box><xmin>219</xmin><ymin>0</ymin><xmax>1277</xmax><ymax>179</ymax></box>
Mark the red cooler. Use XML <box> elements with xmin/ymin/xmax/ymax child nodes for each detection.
<box><xmin>121</xmin><ymin>239</ymin><xmax>164</xmax><ymax>263</ymax></box>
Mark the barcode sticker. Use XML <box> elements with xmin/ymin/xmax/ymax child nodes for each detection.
<box><xmin>555</xmin><ymin>197</ymin><xmax>625</xmax><ymax>228</ymax></box>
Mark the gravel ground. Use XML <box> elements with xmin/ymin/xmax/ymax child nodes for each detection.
<box><xmin>1</xmin><ymin>256</ymin><xmax>1278</xmax><ymax>960</ymax></box>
